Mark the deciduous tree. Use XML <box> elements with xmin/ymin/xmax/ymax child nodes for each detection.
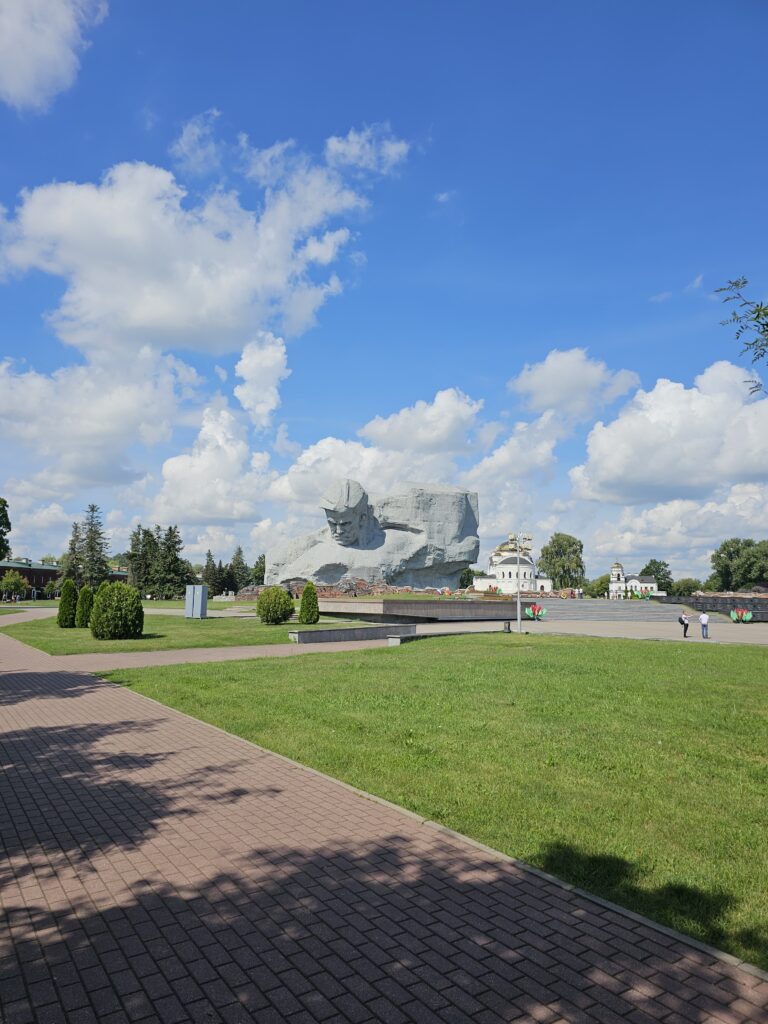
<box><xmin>717</xmin><ymin>277</ymin><xmax>768</xmax><ymax>393</ymax></box>
<box><xmin>639</xmin><ymin>559</ymin><xmax>674</xmax><ymax>593</ymax></box>
<box><xmin>537</xmin><ymin>533</ymin><xmax>585</xmax><ymax>589</ymax></box>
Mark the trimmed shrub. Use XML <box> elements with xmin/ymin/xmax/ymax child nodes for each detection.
<box><xmin>90</xmin><ymin>582</ymin><xmax>144</xmax><ymax>640</ymax></box>
<box><xmin>257</xmin><ymin>585</ymin><xmax>294</xmax><ymax>625</ymax></box>
<box><xmin>57</xmin><ymin>579</ymin><xmax>77</xmax><ymax>628</ymax></box>
<box><xmin>75</xmin><ymin>585</ymin><xmax>94</xmax><ymax>628</ymax></box>
<box><xmin>298</xmin><ymin>581</ymin><xmax>319</xmax><ymax>624</ymax></box>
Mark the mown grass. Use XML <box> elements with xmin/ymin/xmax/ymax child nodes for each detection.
<box><xmin>104</xmin><ymin>633</ymin><xmax>768</xmax><ymax>968</ymax></box>
<box><xmin>0</xmin><ymin>613</ymin><xmax>363</xmax><ymax>654</ymax></box>
<box><xmin>0</xmin><ymin>607</ymin><xmax>25</xmax><ymax>616</ymax></box>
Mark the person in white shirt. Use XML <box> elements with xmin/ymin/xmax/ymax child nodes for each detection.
<box><xmin>699</xmin><ymin>611</ymin><xmax>709</xmax><ymax>639</ymax></box>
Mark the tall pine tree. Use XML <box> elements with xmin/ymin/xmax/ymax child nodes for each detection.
<box><xmin>127</xmin><ymin>525</ymin><xmax>160</xmax><ymax>596</ymax></box>
<box><xmin>60</xmin><ymin>522</ymin><xmax>84</xmax><ymax>587</ymax></box>
<box><xmin>230</xmin><ymin>545</ymin><xmax>251</xmax><ymax>592</ymax></box>
<box><xmin>201</xmin><ymin>550</ymin><xmax>219</xmax><ymax>595</ymax></box>
<box><xmin>81</xmin><ymin>504</ymin><xmax>111</xmax><ymax>589</ymax></box>
<box><xmin>152</xmin><ymin>526</ymin><xmax>189</xmax><ymax>598</ymax></box>
<box><xmin>0</xmin><ymin>497</ymin><xmax>11</xmax><ymax>560</ymax></box>
<box><xmin>252</xmin><ymin>553</ymin><xmax>265</xmax><ymax>586</ymax></box>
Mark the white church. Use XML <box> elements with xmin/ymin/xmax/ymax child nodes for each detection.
<box><xmin>471</xmin><ymin>535</ymin><xmax>553</xmax><ymax>595</ymax></box>
<box><xmin>608</xmin><ymin>561</ymin><xmax>666</xmax><ymax>599</ymax></box>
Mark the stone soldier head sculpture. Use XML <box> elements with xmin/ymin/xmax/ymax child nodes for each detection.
<box><xmin>320</xmin><ymin>479</ymin><xmax>370</xmax><ymax>547</ymax></box>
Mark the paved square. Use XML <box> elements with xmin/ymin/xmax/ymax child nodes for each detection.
<box><xmin>1</xmin><ymin>666</ymin><xmax>766</xmax><ymax>1024</ymax></box>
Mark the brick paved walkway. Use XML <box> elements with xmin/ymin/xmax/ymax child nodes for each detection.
<box><xmin>1</xmin><ymin>665</ymin><xmax>767</xmax><ymax>1022</ymax></box>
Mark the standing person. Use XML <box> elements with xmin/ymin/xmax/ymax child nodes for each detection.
<box><xmin>678</xmin><ymin>612</ymin><xmax>689</xmax><ymax>638</ymax></box>
<box><xmin>699</xmin><ymin>611</ymin><xmax>709</xmax><ymax>639</ymax></box>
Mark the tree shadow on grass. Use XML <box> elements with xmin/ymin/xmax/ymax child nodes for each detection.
<box><xmin>1</xmin><ymin>835</ymin><xmax>764</xmax><ymax>1024</ymax></box>
<box><xmin>536</xmin><ymin>840</ymin><xmax>768</xmax><ymax>972</ymax></box>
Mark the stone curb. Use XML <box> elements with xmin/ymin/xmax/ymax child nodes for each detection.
<box><xmin>95</xmin><ymin>669</ymin><xmax>768</xmax><ymax>984</ymax></box>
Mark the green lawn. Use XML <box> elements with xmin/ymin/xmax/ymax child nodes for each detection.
<box><xmin>0</xmin><ymin>607</ymin><xmax>24</xmax><ymax>615</ymax></box>
<box><xmin>103</xmin><ymin>634</ymin><xmax>768</xmax><ymax>969</ymax></box>
<box><xmin>0</xmin><ymin>613</ymin><xmax>363</xmax><ymax>654</ymax></box>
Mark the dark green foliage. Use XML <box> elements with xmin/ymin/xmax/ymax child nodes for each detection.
<box><xmin>670</xmin><ymin>578</ymin><xmax>702</xmax><ymax>598</ymax></box>
<box><xmin>257</xmin><ymin>586</ymin><xmax>294</xmax><ymax>624</ymax></box>
<box><xmin>0</xmin><ymin>497</ymin><xmax>11</xmax><ymax>560</ymax></box>
<box><xmin>252</xmin><ymin>553</ymin><xmax>265</xmax><ymax>586</ymax></box>
<box><xmin>57</xmin><ymin>579</ymin><xmax>77</xmax><ymax>628</ymax></box>
<box><xmin>458</xmin><ymin>566</ymin><xmax>474</xmax><ymax>589</ymax></box>
<box><xmin>717</xmin><ymin>277</ymin><xmax>768</xmax><ymax>393</ymax></box>
<box><xmin>639</xmin><ymin>559</ymin><xmax>674</xmax><ymax>593</ymax></box>
<box><xmin>298</xmin><ymin>581</ymin><xmax>319</xmax><ymax>624</ymax></box>
<box><xmin>537</xmin><ymin>533</ymin><xmax>586</xmax><ymax>589</ymax></box>
<box><xmin>201</xmin><ymin>550</ymin><xmax>220</xmax><ymax>596</ymax></box>
<box><xmin>1</xmin><ymin>569</ymin><xmax>26</xmax><ymax>598</ymax></box>
<box><xmin>127</xmin><ymin>525</ymin><xmax>159</xmax><ymax>595</ymax></box>
<box><xmin>59</xmin><ymin>522</ymin><xmax>84</xmax><ymax>587</ymax></box>
<box><xmin>585</xmin><ymin>573</ymin><xmax>611</xmax><ymax>598</ymax></box>
<box><xmin>230</xmin><ymin>545</ymin><xmax>251</xmax><ymax>592</ymax></box>
<box><xmin>75</xmin><ymin>586</ymin><xmax>94</xmax><ymax>628</ymax></box>
<box><xmin>90</xmin><ymin>582</ymin><xmax>144</xmax><ymax>640</ymax></box>
<box><xmin>708</xmin><ymin>537</ymin><xmax>762</xmax><ymax>591</ymax></box>
<box><xmin>43</xmin><ymin>578</ymin><xmax>59</xmax><ymax>599</ymax></box>
<box><xmin>82</xmin><ymin>504</ymin><xmax>110</xmax><ymax>589</ymax></box>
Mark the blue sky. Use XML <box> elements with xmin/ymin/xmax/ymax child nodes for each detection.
<box><xmin>1</xmin><ymin>0</ymin><xmax>767</xmax><ymax>579</ymax></box>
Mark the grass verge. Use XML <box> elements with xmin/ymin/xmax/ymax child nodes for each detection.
<box><xmin>0</xmin><ymin>613</ymin><xmax>364</xmax><ymax>654</ymax></box>
<box><xmin>104</xmin><ymin>633</ymin><xmax>768</xmax><ymax>968</ymax></box>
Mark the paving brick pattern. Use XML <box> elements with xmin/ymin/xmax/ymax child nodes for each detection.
<box><xmin>1</xmin><ymin>663</ymin><xmax>767</xmax><ymax>1024</ymax></box>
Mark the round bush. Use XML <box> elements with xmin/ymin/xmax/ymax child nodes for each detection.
<box><xmin>57</xmin><ymin>578</ymin><xmax>77</xmax><ymax>628</ymax></box>
<box><xmin>297</xmin><ymin>581</ymin><xmax>319</xmax><ymax>624</ymax></box>
<box><xmin>75</xmin><ymin>585</ymin><xmax>94</xmax><ymax>628</ymax></box>
<box><xmin>257</xmin><ymin>586</ymin><xmax>294</xmax><ymax>624</ymax></box>
<box><xmin>90</xmin><ymin>582</ymin><xmax>144</xmax><ymax>640</ymax></box>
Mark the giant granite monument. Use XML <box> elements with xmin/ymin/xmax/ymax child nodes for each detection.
<box><xmin>266</xmin><ymin>479</ymin><xmax>480</xmax><ymax>590</ymax></box>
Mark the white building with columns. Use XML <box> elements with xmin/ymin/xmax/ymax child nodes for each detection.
<box><xmin>472</xmin><ymin>535</ymin><xmax>553</xmax><ymax>595</ymax></box>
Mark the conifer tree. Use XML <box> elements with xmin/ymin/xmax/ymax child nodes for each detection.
<box><xmin>252</xmin><ymin>553</ymin><xmax>265</xmax><ymax>586</ymax></box>
<box><xmin>60</xmin><ymin>522</ymin><xmax>84</xmax><ymax>587</ymax></box>
<box><xmin>298</xmin><ymin>581</ymin><xmax>319</xmax><ymax>624</ymax></box>
<box><xmin>202</xmin><ymin>550</ymin><xmax>219</xmax><ymax>594</ymax></box>
<box><xmin>0</xmin><ymin>497</ymin><xmax>11</xmax><ymax>561</ymax></box>
<box><xmin>230</xmin><ymin>545</ymin><xmax>251</xmax><ymax>592</ymax></box>
<box><xmin>75</xmin><ymin>585</ymin><xmax>94</xmax><ymax>628</ymax></box>
<box><xmin>81</xmin><ymin>504</ymin><xmax>110</xmax><ymax>589</ymax></box>
<box><xmin>152</xmin><ymin>525</ymin><xmax>188</xmax><ymax>598</ymax></box>
<box><xmin>127</xmin><ymin>525</ymin><xmax>159</xmax><ymax>595</ymax></box>
<box><xmin>57</xmin><ymin>578</ymin><xmax>77</xmax><ymax>628</ymax></box>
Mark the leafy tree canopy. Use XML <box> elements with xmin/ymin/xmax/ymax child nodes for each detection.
<box><xmin>1</xmin><ymin>569</ymin><xmax>26</xmax><ymax>597</ymax></box>
<box><xmin>639</xmin><ymin>559</ymin><xmax>674</xmax><ymax>593</ymax></box>
<box><xmin>708</xmin><ymin>537</ymin><xmax>755</xmax><ymax>591</ymax></box>
<box><xmin>670</xmin><ymin>578</ymin><xmax>702</xmax><ymax>598</ymax></box>
<box><xmin>585</xmin><ymin>573</ymin><xmax>610</xmax><ymax>598</ymax></box>
<box><xmin>537</xmin><ymin>533</ymin><xmax>585</xmax><ymax>589</ymax></box>
<box><xmin>717</xmin><ymin>277</ymin><xmax>768</xmax><ymax>393</ymax></box>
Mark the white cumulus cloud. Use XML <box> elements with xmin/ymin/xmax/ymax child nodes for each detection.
<box><xmin>509</xmin><ymin>348</ymin><xmax>639</xmax><ymax>420</ymax></box>
<box><xmin>233</xmin><ymin>331</ymin><xmax>291</xmax><ymax>430</ymax></box>
<box><xmin>571</xmin><ymin>361</ymin><xmax>768</xmax><ymax>503</ymax></box>
<box><xmin>359</xmin><ymin>388</ymin><xmax>483</xmax><ymax>453</ymax></box>
<box><xmin>0</xmin><ymin>0</ymin><xmax>106</xmax><ymax>112</ymax></box>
